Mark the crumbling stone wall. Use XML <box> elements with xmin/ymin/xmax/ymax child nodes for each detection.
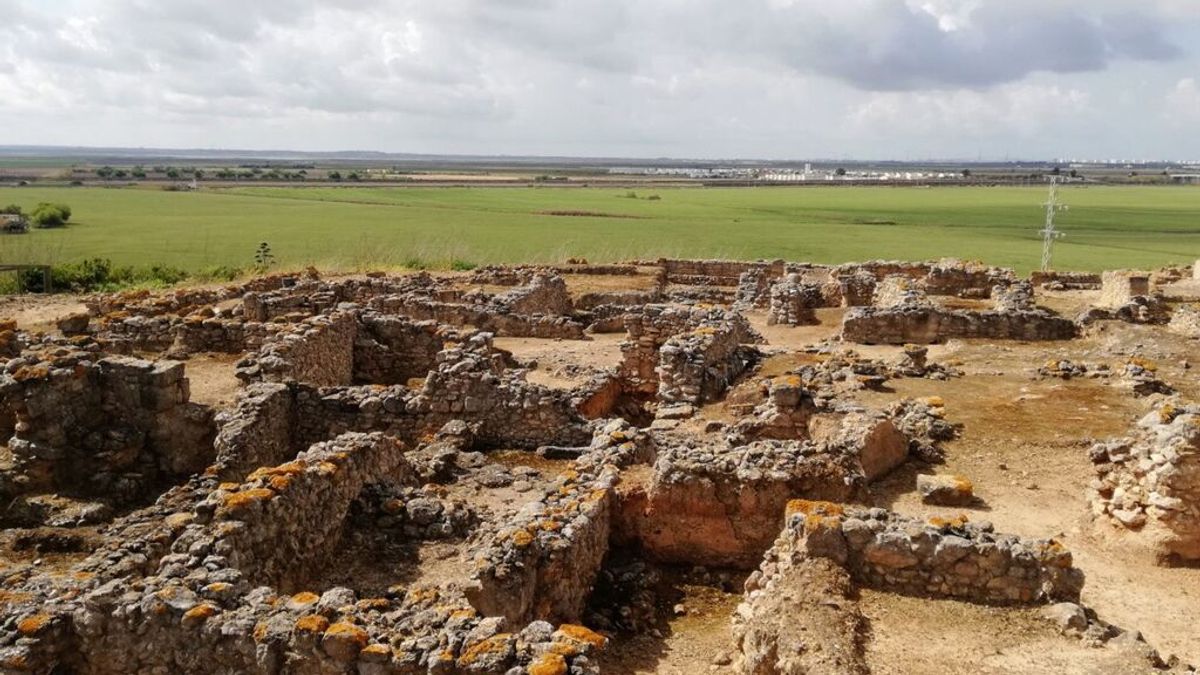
<box><xmin>766</xmin><ymin>274</ymin><xmax>824</xmax><ymax>325</ymax></box>
<box><xmin>212</xmin><ymin>383</ymin><xmax>296</xmax><ymax>481</ymax></box>
<box><xmin>372</xmin><ymin>294</ymin><xmax>587</xmax><ymax>339</ymax></box>
<box><xmin>656</xmin><ymin>319</ymin><xmax>761</xmax><ymax>406</ymax></box>
<box><xmin>188</xmin><ymin>432</ymin><xmax>412</xmax><ymax>591</ymax></box>
<box><xmin>1168</xmin><ymin>304</ymin><xmax>1200</xmax><ymax>338</ymax></box>
<box><xmin>872</xmin><ymin>275</ymin><xmax>930</xmax><ymax>308</ymax></box>
<box><xmin>777</xmin><ymin>501</ymin><xmax>1084</xmax><ymax>604</ymax></box>
<box><xmin>616</xmin><ymin>420</ymin><xmax>905</xmax><ymax>569</ymax></box>
<box><xmin>236</xmin><ymin>311</ymin><xmax>357</xmax><ymax>386</ymax></box>
<box><xmin>353</xmin><ymin>313</ymin><xmax>446</xmax><ymax>384</ymax></box>
<box><xmin>1099</xmin><ymin>270</ymin><xmax>1152</xmax><ymax>308</ymax></box>
<box><xmin>1089</xmin><ymin>403</ymin><xmax>1200</xmax><ymax>562</ymax></box>
<box><xmin>620</xmin><ymin>305</ymin><xmax>760</xmax><ymax>395</ymax></box>
<box><xmin>0</xmin><ymin>351</ymin><xmax>215</xmax><ymax>506</ymax></box>
<box><xmin>925</xmin><ymin>258</ymin><xmax>1014</xmax><ymax>298</ymax></box>
<box><xmin>842</xmin><ymin>304</ymin><xmax>1077</xmax><ymax>344</ymax></box>
<box><xmin>657</xmin><ymin>258</ymin><xmax>775</xmax><ymax>286</ymax></box>
<box><xmin>494</xmin><ymin>273</ymin><xmax>574</xmax><ymax>315</ymax></box>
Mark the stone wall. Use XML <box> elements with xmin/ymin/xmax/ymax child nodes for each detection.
<box><xmin>1099</xmin><ymin>270</ymin><xmax>1152</xmax><ymax>308</ymax></box>
<box><xmin>842</xmin><ymin>305</ymin><xmax>1077</xmax><ymax>344</ymax></box>
<box><xmin>1089</xmin><ymin>403</ymin><xmax>1200</xmax><ymax>562</ymax></box>
<box><xmin>0</xmin><ymin>350</ymin><xmax>215</xmax><ymax>506</ymax></box>
<box><xmin>615</xmin><ymin>421</ymin><xmax>906</xmax><ymax>568</ymax></box>
<box><xmin>657</xmin><ymin>258</ymin><xmax>776</xmax><ymax>286</ymax></box>
<box><xmin>777</xmin><ymin>501</ymin><xmax>1084</xmax><ymax>604</ymax></box>
<box><xmin>236</xmin><ymin>311</ymin><xmax>357</xmax><ymax>386</ymax></box>
<box><xmin>925</xmin><ymin>259</ymin><xmax>1013</xmax><ymax>298</ymax></box>
<box><xmin>212</xmin><ymin>383</ymin><xmax>296</xmax><ymax>481</ymax></box>
<box><xmin>467</xmin><ymin>424</ymin><xmax>646</xmax><ymax>625</ymax></box>
<box><xmin>872</xmin><ymin>275</ymin><xmax>930</xmax><ymax>308</ymax></box>
<box><xmin>494</xmin><ymin>273</ymin><xmax>574</xmax><ymax>315</ymax></box>
<box><xmin>189</xmin><ymin>432</ymin><xmax>412</xmax><ymax>591</ymax></box>
<box><xmin>353</xmin><ymin>313</ymin><xmax>445</xmax><ymax>384</ymax></box>
<box><xmin>766</xmin><ymin>274</ymin><xmax>824</xmax><ymax>325</ymax></box>
<box><xmin>620</xmin><ymin>305</ymin><xmax>759</xmax><ymax>395</ymax></box>
<box><xmin>656</xmin><ymin>318</ymin><xmax>761</xmax><ymax>406</ymax></box>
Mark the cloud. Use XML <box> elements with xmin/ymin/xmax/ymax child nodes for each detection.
<box><xmin>0</xmin><ymin>0</ymin><xmax>1196</xmax><ymax>157</ymax></box>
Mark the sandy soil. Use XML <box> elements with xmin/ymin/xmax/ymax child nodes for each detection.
<box><xmin>495</xmin><ymin>333</ymin><xmax>625</xmax><ymax>389</ymax></box>
<box><xmin>0</xmin><ymin>294</ymin><xmax>88</xmax><ymax>333</ymax></box>
<box><xmin>182</xmin><ymin>353</ymin><xmax>243</xmax><ymax>408</ymax></box>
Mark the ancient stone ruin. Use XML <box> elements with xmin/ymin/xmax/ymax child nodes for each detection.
<box><xmin>0</xmin><ymin>257</ymin><xmax>1195</xmax><ymax>674</ymax></box>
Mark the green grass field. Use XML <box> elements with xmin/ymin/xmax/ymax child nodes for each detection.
<box><xmin>0</xmin><ymin>184</ymin><xmax>1196</xmax><ymax>275</ymax></box>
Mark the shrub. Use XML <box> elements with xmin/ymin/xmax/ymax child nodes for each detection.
<box><xmin>18</xmin><ymin>258</ymin><xmax>190</xmax><ymax>293</ymax></box>
<box><xmin>450</xmin><ymin>259</ymin><xmax>477</xmax><ymax>271</ymax></box>
<box><xmin>0</xmin><ymin>204</ymin><xmax>22</xmax><ymax>216</ymax></box>
<box><xmin>29</xmin><ymin>203</ymin><xmax>71</xmax><ymax>228</ymax></box>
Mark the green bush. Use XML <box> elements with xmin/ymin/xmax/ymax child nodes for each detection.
<box><xmin>30</xmin><ymin>202</ymin><xmax>71</xmax><ymax>228</ymax></box>
<box><xmin>18</xmin><ymin>258</ymin><xmax>190</xmax><ymax>293</ymax></box>
<box><xmin>450</xmin><ymin>259</ymin><xmax>477</xmax><ymax>271</ymax></box>
<box><xmin>0</xmin><ymin>204</ymin><xmax>22</xmax><ymax>216</ymax></box>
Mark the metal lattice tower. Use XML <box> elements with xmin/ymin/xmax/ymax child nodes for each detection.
<box><xmin>1040</xmin><ymin>176</ymin><xmax>1068</xmax><ymax>272</ymax></box>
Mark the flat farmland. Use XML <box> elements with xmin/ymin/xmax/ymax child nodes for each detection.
<box><xmin>0</xmin><ymin>184</ymin><xmax>1196</xmax><ymax>274</ymax></box>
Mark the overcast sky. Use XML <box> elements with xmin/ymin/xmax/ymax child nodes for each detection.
<box><xmin>2</xmin><ymin>0</ymin><xmax>1199</xmax><ymax>160</ymax></box>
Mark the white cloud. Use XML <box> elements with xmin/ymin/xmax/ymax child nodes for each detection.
<box><xmin>0</xmin><ymin>0</ymin><xmax>1196</xmax><ymax>157</ymax></box>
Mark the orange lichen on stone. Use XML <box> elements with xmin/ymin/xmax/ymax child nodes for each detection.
<box><xmin>927</xmin><ymin>514</ymin><xmax>969</xmax><ymax>529</ymax></box>
<box><xmin>323</xmin><ymin>622</ymin><xmax>369</xmax><ymax>647</ymax></box>
<box><xmin>450</xmin><ymin>608</ymin><xmax>478</xmax><ymax>620</ymax></box>
<box><xmin>267</xmin><ymin>475</ymin><xmax>293</xmax><ymax>492</ymax></box>
<box><xmin>609</xmin><ymin>430</ymin><xmax>628</xmax><ymax>442</ymax></box>
<box><xmin>182</xmin><ymin>604</ymin><xmax>218</xmax><ymax>626</ymax></box>
<box><xmin>218</xmin><ymin>482</ymin><xmax>240</xmax><ymax>491</ymax></box>
<box><xmin>1128</xmin><ymin>356</ymin><xmax>1158</xmax><ymax>372</ymax></box>
<box><xmin>540</xmin><ymin>520</ymin><xmax>562</xmax><ymax>532</ymax></box>
<box><xmin>17</xmin><ymin>614</ymin><xmax>51</xmax><ymax>636</ymax></box>
<box><xmin>361</xmin><ymin>643</ymin><xmax>391</xmax><ymax>659</ymax></box>
<box><xmin>921</xmin><ymin>396</ymin><xmax>945</xmax><ymax>408</ymax></box>
<box><xmin>316</xmin><ymin>461</ymin><xmax>339</xmax><ymax>476</ymax></box>
<box><xmin>294</xmin><ymin>614</ymin><xmax>330</xmax><ymax>634</ymax></box>
<box><xmin>290</xmin><ymin>591</ymin><xmax>320</xmax><ymax>606</ymax></box>
<box><xmin>220</xmin><ymin>487</ymin><xmax>276</xmax><ymax>513</ymax></box>
<box><xmin>456</xmin><ymin>634</ymin><xmax>514</xmax><ymax>666</ymax></box>
<box><xmin>11</xmin><ymin>365</ymin><xmax>50</xmax><ymax>382</ymax></box>
<box><xmin>529</xmin><ymin>653</ymin><xmax>568</xmax><ymax>675</ymax></box>
<box><xmin>786</xmin><ymin>499</ymin><xmax>845</xmax><ymax>519</ymax></box>
<box><xmin>165</xmin><ymin>512</ymin><xmax>195</xmax><ymax>530</ymax></box>
<box><xmin>512</xmin><ymin>529</ymin><xmax>535</xmax><ymax>548</ymax></box>
<box><xmin>557</xmin><ymin>624</ymin><xmax>607</xmax><ymax>648</ymax></box>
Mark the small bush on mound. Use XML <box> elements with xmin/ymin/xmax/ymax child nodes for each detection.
<box><xmin>29</xmin><ymin>203</ymin><xmax>71</xmax><ymax>228</ymax></box>
<box><xmin>18</xmin><ymin>258</ymin><xmax>190</xmax><ymax>293</ymax></box>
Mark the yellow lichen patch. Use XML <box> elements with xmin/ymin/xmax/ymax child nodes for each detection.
<box><xmin>456</xmin><ymin>634</ymin><xmax>514</xmax><ymax>666</ymax></box>
<box><xmin>557</xmin><ymin>624</ymin><xmax>607</xmax><ymax>648</ymax></box>
<box><xmin>324</xmin><ymin>622</ymin><xmax>369</xmax><ymax>648</ymax></box>
<box><xmin>540</xmin><ymin>520</ymin><xmax>562</xmax><ymax>532</ymax></box>
<box><xmin>951</xmin><ymin>476</ymin><xmax>974</xmax><ymax>493</ymax></box>
<box><xmin>585</xmin><ymin>489</ymin><xmax>608</xmax><ymax>504</ymax></box>
<box><xmin>803</xmin><ymin>514</ymin><xmax>842</xmax><ymax>532</ymax></box>
<box><xmin>609</xmin><ymin>430</ymin><xmax>628</xmax><ymax>442</ymax></box>
<box><xmin>361</xmin><ymin>643</ymin><xmax>391</xmax><ymax>659</ymax></box>
<box><xmin>220</xmin><ymin>487</ymin><xmax>276</xmax><ymax>513</ymax></box>
<box><xmin>253</xmin><ymin>622</ymin><xmax>270</xmax><ymax>643</ymax></box>
<box><xmin>17</xmin><ymin>613</ymin><xmax>51</xmax><ymax>636</ymax></box>
<box><xmin>512</xmin><ymin>529</ymin><xmax>535</xmax><ymax>548</ymax></box>
<box><xmin>12</xmin><ymin>365</ymin><xmax>50</xmax><ymax>382</ymax></box>
<box><xmin>267</xmin><ymin>475</ymin><xmax>293</xmax><ymax>492</ymax></box>
<box><xmin>920</xmin><ymin>396</ymin><xmax>945</xmax><ymax>408</ymax></box>
<box><xmin>203</xmin><ymin>582</ymin><xmax>231</xmax><ymax>595</ymax></box>
<box><xmin>1128</xmin><ymin>356</ymin><xmax>1158</xmax><ymax>372</ymax></box>
<box><xmin>560</xmin><ymin>469</ymin><xmax>580</xmax><ymax>483</ymax></box>
<box><xmin>927</xmin><ymin>514</ymin><xmax>969</xmax><ymax>529</ymax></box>
<box><xmin>290</xmin><ymin>592</ymin><xmax>320</xmax><ymax>606</ymax></box>
<box><xmin>218</xmin><ymin>482</ymin><xmax>241</xmax><ymax>491</ymax></box>
<box><xmin>529</xmin><ymin>653</ymin><xmax>568</xmax><ymax>675</ymax></box>
<box><xmin>786</xmin><ymin>499</ymin><xmax>845</xmax><ymax>519</ymax></box>
<box><xmin>549</xmin><ymin>641</ymin><xmax>581</xmax><ymax>657</ymax></box>
<box><xmin>449</xmin><ymin>608</ymin><xmax>477</xmax><ymax>620</ymax></box>
<box><xmin>294</xmin><ymin>614</ymin><xmax>330</xmax><ymax>634</ymax></box>
<box><xmin>316</xmin><ymin>461</ymin><xmax>339</xmax><ymax>476</ymax></box>
<box><xmin>182</xmin><ymin>604</ymin><xmax>218</xmax><ymax>625</ymax></box>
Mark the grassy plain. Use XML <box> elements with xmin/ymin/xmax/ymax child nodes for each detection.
<box><xmin>0</xmin><ymin>184</ymin><xmax>1196</xmax><ymax>275</ymax></box>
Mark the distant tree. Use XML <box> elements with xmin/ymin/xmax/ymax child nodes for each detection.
<box><xmin>194</xmin><ymin>170</ymin><xmax>205</xmax><ymax>180</ymax></box>
<box><xmin>1069</xmin><ymin>169</ymin><xmax>1078</xmax><ymax>178</ymax></box>
<box><xmin>114</xmin><ymin>169</ymin><xmax>128</xmax><ymax>179</ymax></box>
<box><xmin>834</xmin><ymin>167</ymin><xmax>847</xmax><ymax>176</ymax></box>
<box><xmin>328</xmin><ymin>170</ymin><xmax>342</xmax><ymax>181</ymax></box>
<box><xmin>1050</xmin><ymin>166</ymin><xmax>1061</xmax><ymax>176</ymax></box>
<box><xmin>166</xmin><ymin>168</ymin><xmax>180</xmax><ymax>179</ymax></box>
<box><xmin>961</xmin><ymin>169</ymin><xmax>971</xmax><ymax>178</ymax></box>
<box><xmin>96</xmin><ymin>166</ymin><xmax>115</xmax><ymax>180</ymax></box>
<box><xmin>347</xmin><ymin>171</ymin><xmax>361</xmax><ymax>181</ymax></box>
<box><xmin>132</xmin><ymin>168</ymin><xmax>147</xmax><ymax>179</ymax></box>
